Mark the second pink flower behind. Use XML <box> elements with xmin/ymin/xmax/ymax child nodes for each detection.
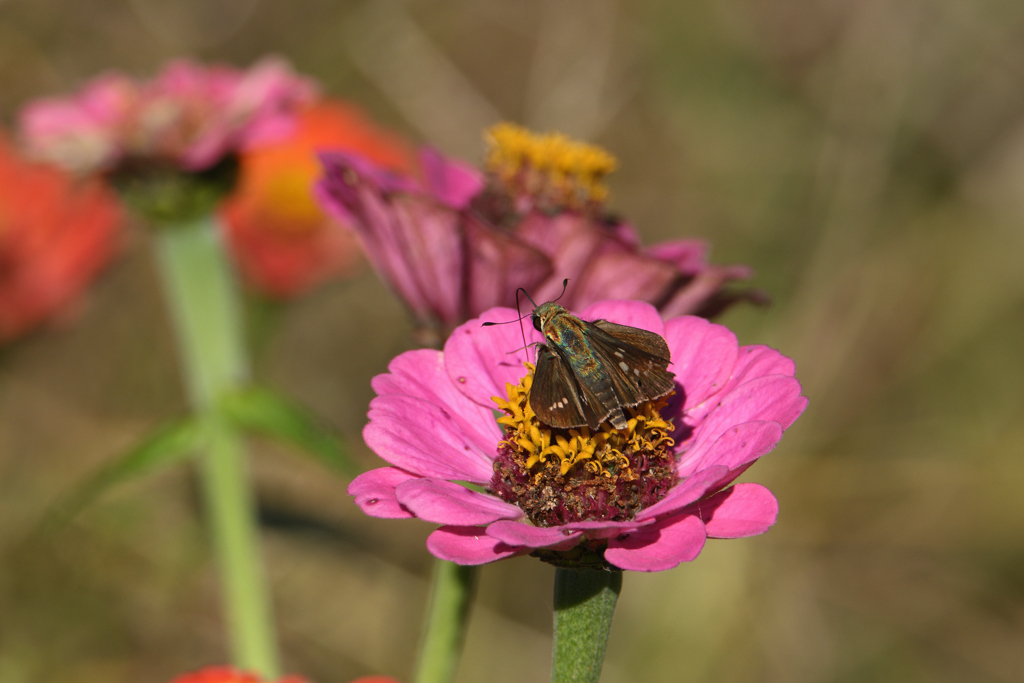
<box><xmin>316</xmin><ymin>123</ymin><xmax>759</xmax><ymax>342</ymax></box>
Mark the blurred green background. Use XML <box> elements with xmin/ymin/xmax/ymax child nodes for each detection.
<box><xmin>2</xmin><ymin>1</ymin><xmax>1024</xmax><ymax>681</ymax></box>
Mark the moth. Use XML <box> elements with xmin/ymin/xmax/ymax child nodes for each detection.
<box><xmin>527</xmin><ymin>302</ymin><xmax>676</xmax><ymax>431</ymax></box>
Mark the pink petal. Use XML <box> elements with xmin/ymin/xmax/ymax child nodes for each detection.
<box><xmin>318</xmin><ymin>150</ymin><xmax>416</xmax><ymax>197</ymax></box>
<box><xmin>444</xmin><ymin>307</ymin><xmax>542</xmax><ymax>408</ymax></box>
<box><xmin>386</xmin><ymin>195</ymin><xmax>466</xmax><ymax>325</ymax></box>
<box><xmin>76</xmin><ymin>73</ymin><xmax>138</xmax><ymax>121</ymax></box>
<box><xmin>645</xmin><ymin>239</ymin><xmax>708</xmax><ymax>274</ymax></box>
<box><xmin>704</xmin><ymin>461</ymin><xmax>755</xmax><ymax>494</ymax></box>
<box><xmin>426</xmin><ymin>525</ymin><xmax>525</xmax><ymax>565</ymax></box>
<box><xmin>180</xmin><ymin>134</ymin><xmax>231</xmax><ymax>171</ymax></box>
<box><xmin>419</xmin><ymin>146</ymin><xmax>484</xmax><ymax>209</ymax></box>
<box><xmin>485</xmin><ymin>520</ymin><xmax>582</xmax><ymax>549</ymax></box>
<box><xmin>579</xmin><ymin>299</ymin><xmax>665</xmax><ymax>336</ymax></box>
<box><xmin>232</xmin><ymin>56</ymin><xmax>317</xmax><ymax>119</ymax></box>
<box><xmin>685</xmin><ymin>375</ymin><xmax>806</xmax><ymax>456</ymax></box>
<box><xmin>723</xmin><ymin>345</ymin><xmax>798</xmax><ymax>392</ymax></box>
<box><xmin>562</xmin><ymin>518</ymin><xmax>657</xmax><ymax>539</ymax></box>
<box><xmin>462</xmin><ymin>213</ymin><xmax>552</xmax><ymax>319</ymax></box>
<box><xmin>395</xmin><ymin>479</ymin><xmax>524</xmax><ymax>525</ymax></box>
<box><xmin>604</xmin><ymin>514</ymin><xmax>707</xmax><ymax>572</ymax></box>
<box><xmin>373</xmin><ymin>349</ymin><xmax>503</xmax><ymax>454</ymax></box>
<box><xmin>354</xmin><ymin>193</ymin><xmax>446</xmax><ymax>320</ymax></box>
<box><xmin>635</xmin><ymin>465</ymin><xmax>729</xmax><ymax>521</ymax></box>
<box><xmin>606</xmin><ymin>220</ymin><xmax>642</xmax><ymax>248</ymax></box>
<box><xmin>696</xmin><ymin>483</ymin><xmax>778</xmax><ymax>538</ymax></box>
<box><xmin>364</xmin><ymin>393</ymin><xmax>497</xmax><ymax>483</ymax></box>
<box><xmin>154</xmin><ymin>59</ymin><xmax>205</xmax><ymax>93</ymax></box>
<box><xmin>22</xmin><ymin>98</ymin><xmax>103</xmax><ymax>137</ymax></box>
<box><xmin>517</xmin><ymin>213</ymin><xmax>610</xmax><ymax>304</ymax></box>
<box><xmin>677</xmin><ymin>420</ymin><xmax>783</xmax><ymax>478</ymax></box>
<box><xmin>567</xmin><ymin>251</ymin><xmax>676</xmax><ymax>312</ymax></box>
<box><xmin>238</xmin><ymin>112</ymin><xmax>297</xmax><ymax>150</ymax></box>
<box><xmin>663</xmin><ymin>316</ymin><xmax>738</xmax><ymax>414</ymax></box>
<box><xmin>347</xmin><ymin>467</ymin><xmax>418</xmax><ymax>519</ymax></box>
<box><xmin>318</xmin><ymin>154</ymin><xmax>458</xmax><ymax>324</ymax></box>
<box><xmin>20</xmin><ymin>99</ymin><xmax>118</xmax><ymax>170</ymax></box>
<box><xmin>658</xmin><ymin>264</ymin><xmax>753</xmax><ymax>319</ymax></box>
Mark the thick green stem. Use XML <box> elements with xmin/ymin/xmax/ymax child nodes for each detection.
<box><xmin>154</xmin><ymin>216</ymin><xmax>280</xmax><ymax>677</ymax></box>
<box><xmin>414</xmin><ymin>561</ymin><xmax>479</xmax><ymax>683</ymax></box>
<box><xmin>551</xmin><ymin>568</ymin><xmax>622</xmax><ymax>683</ymax></box>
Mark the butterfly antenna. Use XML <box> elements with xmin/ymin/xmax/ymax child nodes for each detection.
<box><xmin>480</xmin><ymin>288</ymin><xmax>539</xmax><ymax>365</ymax></box>
<box><xmin>503</xmin><ymin>341</ymin><xmax>541</xmax><ymax>356</ymax></box>
<box><xmin>516</xmin><ymin>287</ymin><xmax>533</xmax><ymax>364</ymax></box>
<box><xmin>552</xmin><ymin>278</ymin><xmax>569</xmax><ymax>303</ymax></box>
<box><xmin>517</xmin><ymin>286</ymin><xmax>540</xmax><ymax>310</ymax></box>
<box><xmin>481</xmin><ymin>314</ymin><xmax>530</xmax><ymax>326</ymax></box>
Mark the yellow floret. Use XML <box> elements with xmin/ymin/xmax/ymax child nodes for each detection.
<box><xmin>483</xmin><ymin>122</ymin><xmax>617</xmax><ymax>209</ymax></box>
<box><xmin>492</xmin><ymin>361</ymin><xmax>674</xmax><ymax>480</ymax></box>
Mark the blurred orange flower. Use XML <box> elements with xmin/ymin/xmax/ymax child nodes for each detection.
<box><xmin>222</xmin><ymin>99</ymin><xmax>413</xmax><ymax>298</ymax></box>
<box><xmin>0</xmin><ymin>133</ymin><xmax>121</xmax><ymax>342</ymax></box>
<box><xmin>169</xmin><ymin>666</ymin><xmax>308</xmax><ymax>683</ymax></box>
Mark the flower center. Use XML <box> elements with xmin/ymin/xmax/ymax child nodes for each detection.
<box><xmin>483</xmin><ymin>122</ymin><xmax>617</xmax><ymax>211</ymax></box>
<box><xmin>489</xmin><ymin>362</ymin><xmax>677</xmax><ymax>527</ymax></box>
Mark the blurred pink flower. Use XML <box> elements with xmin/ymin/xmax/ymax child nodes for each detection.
<box><xmin>0</xmin><ymin>132</ymin><xmax>122</xmax><ymax>342</ymax></box>
<box><xmin>316</xmin><ymin>124</ymin><xmax>757</xmax><ymax>341</ymax></box>
<box><xmin>19</xmin><ymin>58</ymin><xmax>317</xmax><ymax>174</ymax></box>
<box><xmin>169</xmin><ymin>666</ymin><xmax>307</xmax><ymax>683</ymax></box>
<box><xmin>348</xmin><ymin>300</ymin><xmax>806</xmax><ymax>571</ymax></box>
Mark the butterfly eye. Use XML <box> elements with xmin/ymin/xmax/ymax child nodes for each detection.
<box><xmin>532</xmin><ymin>313</ymin><xmax>543</xmax><ymax>332</ymax></box>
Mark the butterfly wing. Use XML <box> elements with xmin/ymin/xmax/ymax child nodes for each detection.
<box><xmin>530</xmin><ymin>345</ymin><xmax>603</xmax><ymax>429</ymax></box>
<box><xmin>589</xmin><ymin>320</ymin><xmax>672</xmax><ymax>362</ymax></box>
<box><xmin>586</xmin><ymin>320</ymin><xmax>676</xmax><ymax>405</ymax></box>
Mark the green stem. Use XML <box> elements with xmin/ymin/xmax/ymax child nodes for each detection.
<box><xmin>153</xmin><ymin>215</ymin><xmax>279</xmax><ymax>677</ymax></box>
<box><xmin>551</xmin><ymin>568</ymin><xmax>622</xmax><ymax>683</ymax></box>
<box><xmin>414</xmin><ymin>561</ymin><xmax>479</xmax><ymax>683</ymax></box>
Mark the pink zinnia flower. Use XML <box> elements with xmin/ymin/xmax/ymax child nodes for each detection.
<box><xmin>19</xmin><ymin>58</ymin><xmax>317</xmax><ymax>174</ymax></box>
<box><xmin>316</xmin><ymin>123</ymin><xmax>756</xmax><ymax>342</ymax></box>
<box><xmin>169</xmin><ymin>667</ymin><xmax>308</xmax><ymax>683</ymax></box>
<box><xmin>349</xmin><ymin>300</ymin><xmax>806</xmax><ymax>571</ymax></box>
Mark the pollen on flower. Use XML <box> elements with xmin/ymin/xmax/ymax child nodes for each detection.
<box><xmin>489</xmin><ymin>362</ymin><xmax>677</xmax><ymax>527</ymax></box>
<box><xmin>483</xmin><ymin>122</ymin><xmax>617</xmax><ymax>210</ymax></box>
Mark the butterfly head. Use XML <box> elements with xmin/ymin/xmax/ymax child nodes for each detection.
<box><xmin>531</xmin><ymin>301</ymin><xmax>569</xmax><ymax>337</ymax></box>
